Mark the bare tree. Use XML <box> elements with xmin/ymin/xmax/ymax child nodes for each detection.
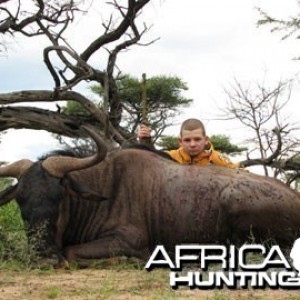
<box><xmin>221</xmin><ymin>77</ymin><xmax>300</xmax><ymax>185</ymax></box>
<box><xmin>0</xmin><ymin>0</ymin><xmax>154</xmax><ymax>144</ymax></box>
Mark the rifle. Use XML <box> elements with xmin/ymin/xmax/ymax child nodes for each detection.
<box><xmin>140</xmin><ymin>73</ymin><xmax>152</xmax><ymax>145</ymax></box>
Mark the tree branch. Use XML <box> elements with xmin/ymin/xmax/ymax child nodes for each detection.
<box><xmin>80</xmin><ymin>0</ymin><xmax>150</xmax><ymax>62</ymax></box>
<box><xmin>0</xmin><ymin>90</ymin><xmax>126</xmax><ymax>143</ymax></box>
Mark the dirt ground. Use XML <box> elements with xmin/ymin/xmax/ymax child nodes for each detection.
<box><xmin>0</xmin><ymin>269</ymin><xmax>300</xmax><ymax>300</ymax></box>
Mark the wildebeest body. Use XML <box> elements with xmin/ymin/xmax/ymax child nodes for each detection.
<box><xmin>2</xmin><ymin>148</ymin><xmax>300</xmax><ymax>265</ymax></box>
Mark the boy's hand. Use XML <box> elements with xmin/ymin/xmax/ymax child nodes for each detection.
<box><xmin>138</xmin><ymin>124</ymin><xmax>151</xmax><ymax>141</ymax></box>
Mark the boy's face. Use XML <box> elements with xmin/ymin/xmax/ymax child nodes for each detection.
<box><xmin>179</xmin><ymin>128</ymin><xmax>209</xmax><ymax>157</ymax></box>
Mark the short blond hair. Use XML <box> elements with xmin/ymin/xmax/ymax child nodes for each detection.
<box><xmin>180</xmin><ymin>118</ymin><xmax>206</xmax><ymax>137</ymax></box>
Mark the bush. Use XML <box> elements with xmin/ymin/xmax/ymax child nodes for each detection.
<box><xmin>0</xmin><ymin>179</ymin><xmax>29</xmax><ymax>268</ymax></box>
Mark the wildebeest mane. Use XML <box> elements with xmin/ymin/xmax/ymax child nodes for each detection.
<box><xmin>38</xmin><ymin>149</ymin><xmax>91</xmax><ymax>161</ymax></box>
<box><xmin>38</xmin><ymin>143</ymin><xmax>175</xmax><ymax>162</ymax></box>
<box><xmin>122</xmin><ymin>143</ymin><xmax>175</xmax><ymax>161</ymax></box>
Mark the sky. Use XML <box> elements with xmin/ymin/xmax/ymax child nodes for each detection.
<box><xmin>0</xmin><ymin>0</ymin><xmax>299</xmax><ymax>163</ymax></box>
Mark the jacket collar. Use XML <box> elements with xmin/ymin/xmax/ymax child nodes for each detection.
<box><xmin>178</xmin><ymin>141</ymin><xmax>214</xmax><ymax>163</ymax></box>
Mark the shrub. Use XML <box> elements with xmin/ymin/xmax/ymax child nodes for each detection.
<box><xmin>0</xmin><ymin>179</ymin><xmax>29</xmax><ymax>268</ymax></box>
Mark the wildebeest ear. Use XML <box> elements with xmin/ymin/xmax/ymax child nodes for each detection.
<box><xmin>0</xmin><ymin>184</ymin><xmax>18</xmax><ymax>206</ymax></box>
<box><xmin>63</xmin><ymin>177</ymin><xmax>108</xmax><ymax>202</ymax></box>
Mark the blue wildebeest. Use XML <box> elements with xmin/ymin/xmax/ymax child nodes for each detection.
<box><xmin>0</xmin><ymin>127</ymin><xmax>299</xmax><ymax>267</ymax></box>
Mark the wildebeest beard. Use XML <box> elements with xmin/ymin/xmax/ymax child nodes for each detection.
<box><xmin>15</xmin><ymin>162</ymin><xmax>65</xmax><ymax>258</ymax></box>
<box><xmin>26</xmin><ymin>219</ymin><xmax>54</xmax><ymax>256</ymax></box>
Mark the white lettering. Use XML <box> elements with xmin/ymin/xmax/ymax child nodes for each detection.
<box><xmin>239</xmin><ymin>245</ymin><xmax>265</xmax><ymax>269</ymax></box>
<box><xmin>278</xmin><ymin>272</ymin><xmax>300</xmax><ymax>287</ymax></box>
<box><xmin>170</xmin><ymin>271</ymin><xmax>194</xmax><ymax>287</ymax></box>
<box><xmin>145</xmin><ymin>245</ymin><xmax>175</xmax><ymax>269</ymax></box>
<box><xmin>200</xmin><ymin>245</ymin><xmax>227</xmax><ymax>269</ymax></box>
<box><xmin>215</xmin><ymin>271</ymin><xmax>235</xmax><ymax>287</ymax></box>
<box><xmin>263</xmin><ymin>246</ymin><xmax>292</xmax><ymax>269</ymax></box>
<box><xmin>175</xmin><ymin>245</ymin><xmax>200</xmax><ymax>269</ymax></box>
<box><xmin>257</xmin><ymin>271</ymin><xmax>277</xmax><ymax>287</ymax></box>
<box><xmin>145</xmin><ymin>243</ymin><xmax>300</xmax><ymax>289</ymax></box>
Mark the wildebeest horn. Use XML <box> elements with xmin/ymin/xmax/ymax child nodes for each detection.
<box><xmin>0</xmin><ymin>159</ymin><xmax>33</xmax><ymax>179</ymax></box>
<box><xmin>42</xmin><ymin>126</ymin><xmax>108</xmax><ymax>178</ymax></box>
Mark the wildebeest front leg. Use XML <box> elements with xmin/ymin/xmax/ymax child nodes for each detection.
<box><xmin>65</xmin><ymin>227</ymin><xmax>149</xmax><ymax>264</ymax></box>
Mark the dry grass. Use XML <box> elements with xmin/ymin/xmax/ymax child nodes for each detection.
<box><xmin>0</xmin><ymin>268</ymin><xmax>300</xmax><ymax>300</ymax></box>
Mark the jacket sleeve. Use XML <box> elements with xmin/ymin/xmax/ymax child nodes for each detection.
<box><xmin>209</xmin><ymin>150</ymin><xmax>240</xmax><ymax>169</ymax></box>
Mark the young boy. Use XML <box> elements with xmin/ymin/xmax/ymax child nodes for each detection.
<box><xmin>138</xmin><ymin>118</ymin><xmax>239</xmax><ymax>169</ymax></box>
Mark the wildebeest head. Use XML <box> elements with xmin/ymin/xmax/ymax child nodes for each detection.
<box><xmin>0</xmin><ymin>126</ymin><xmax>107</xmax><ymax>258</ymax></box>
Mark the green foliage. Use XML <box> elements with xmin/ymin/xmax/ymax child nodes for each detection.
<box><xmin>90</xmin><ymin>74</ymin><xmax>191</xmax><ymax>108</ymax></box>
<box><xmin>61</xmin><ymin>100</ymin><xmax>90</xmax><ymax>116</ymax></box>
<box><xmin>0</xmin><ymin>201</ymin><xmax>28</xmax><ymax>267</ymax></box>
<box><xmin>157</xmin><ymin>136</ymin><xmax>179</xmax><ymax>150</ymax></box>
<box><xmin>210</xmin><ymin>134</ymin><xmax>247</xmax><ymax>154</ymax></box>
<box><xmin>91</xmin><ymin>74</ymin><xmax>193</xmax><ymax>138</ymax></box>
<box><xmin>290</xmin><ymin>154</ymin><xmax>300</xmax><ymax>163</ymax></box>
<box><xmin>257</xmin><ymin>7</ymin><xmax>300</xmax><ymax>42</ymax></box>
<box><xmin>116</xmin><ymin>74</ymin><xmax>191</xmax><ymax>107</ymax></box>
<box><xmin>157</xmin><ymin>134</ymin><xmax>247</xmax><ymax>155</ymax></box>
<box><xmin>58</xmin><ymin>74</ymin><xmax>192</xmax><ymax>143</ymax></box>
<box><xmin>0</xmin><ymin>179</ymin><xmax>29</xmax><ymax>268</ymax></box>
<box><xmin>45</xmin><ymin>286</ymin><xmax>61</xmax><ymax>299</ymax></box>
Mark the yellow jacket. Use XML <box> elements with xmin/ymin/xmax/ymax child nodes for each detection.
<box><xmin>167</xmin><ymin>142</ymin><xmax>239</xmax><ymax>169</ymax></box>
